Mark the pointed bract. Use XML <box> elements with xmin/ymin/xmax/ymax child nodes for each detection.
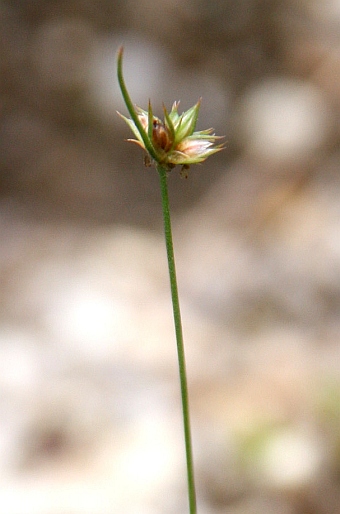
<box><xmin>117</xmin><ymin>54</ymin><xmax>224</xmax><ymax>171</ymax></box>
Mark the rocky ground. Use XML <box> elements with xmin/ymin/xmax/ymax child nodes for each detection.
<box><xmin>1</xmin><ymin>1</ymin><xmax>340</xmax><ymax>513</ymax></box>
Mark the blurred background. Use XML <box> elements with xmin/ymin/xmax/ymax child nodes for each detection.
<box><xmin>1</xmin><ymin>0</ymin><xmax>340</xmax><ymax>513</ymax></box>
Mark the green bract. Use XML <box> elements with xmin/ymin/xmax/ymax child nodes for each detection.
<box><xmin>117</xmin><ymin>47</ymin><xmax>224</xmax><ymax>171</ymax></box>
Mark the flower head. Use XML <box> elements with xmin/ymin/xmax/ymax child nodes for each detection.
<box><xmin>117</xmin><ymin>47</ymin><xmax>224</xmax><ymax>173</ymax></box>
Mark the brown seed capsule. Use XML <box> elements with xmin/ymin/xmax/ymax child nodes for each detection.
<box><xmin>152</xmin><ymin>120</ymin><xmax>172</xmax><ymax>152</ymax></box>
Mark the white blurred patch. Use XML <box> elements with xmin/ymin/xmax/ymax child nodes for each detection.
<box><xmin>0</xmin><ymin>329</ymin><xmax>40</xmax><ymax>394</ymax></box>
<box><xmin>258</xmin><ymin>429</ymin><xmax>323</xmax><ymax>490</ymax></box>
<box><xmin>44</xmin><ymin>286</ymin><xmax>130</xmax><ymax>361</ymax></box>
<box><xmin>238</xmin><ymin>79</ymin><xmax>331</xmax><ymax>161</ymax></box>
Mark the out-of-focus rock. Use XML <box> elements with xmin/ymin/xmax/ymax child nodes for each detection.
<box><xmin>236</xmin><ymin>79</ymin><xmax>331</xmax><ymax>162</ymax></box>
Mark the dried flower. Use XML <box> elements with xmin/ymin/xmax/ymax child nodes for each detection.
<box><xmin>117</xmin><ymin>48</ymin><xmax>224</xmax><ymax>174</ymax></box>
<box><xmin>118</xmin><ymin>100</ymin><xmax>224</xmax><ymax>172</ymax></box>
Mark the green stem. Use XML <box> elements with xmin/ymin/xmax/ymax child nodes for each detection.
<box><xmin>157</xmin><ymin>164</ymin><xmax>197</xmax><ymax>514</ymax></box>
<box><xmin>117</xmin><ymin>47</ymin><xmax>159</xmax><ymax>162</ymax></box>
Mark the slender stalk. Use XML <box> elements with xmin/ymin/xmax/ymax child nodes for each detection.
<box><xmin>157</xmin><ymin>164</ymin><xmax>197</xmax><ymax>514</ymax></box>
<box><xmin>117</xmin><ymin>47</ymin><xmax>159</xmax><ymax>161</ymax></box>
